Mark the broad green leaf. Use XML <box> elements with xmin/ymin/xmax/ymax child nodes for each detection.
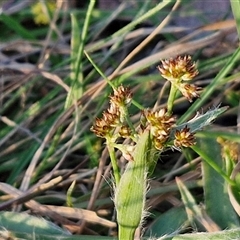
<box><xmin>0</xmin><ymin>211</ymin><xmax>70</xmax><ymax>235</ymax></box>
<box><xmin>195</xmin><ymin>137</ymin><xmax>239</xmax><ymax>228</ymax></box>
<box><xmin>176</xmin><ymin>177</ymin><xmax>220</xmax><ymax>232</ymax></box>
<box><xmin>164</xmin><ymin>228</ymin><xmax>240</xmax><ymax>240</ymax></box>
<box><xmin>144</xmin><ymin>207</ymin><xmax>188</xmax><ymax>237</ymax></box>
<box><xmin>0</xmin><ymin>230</ymin><xmax>117</xmax><ymax>240</ymax></box>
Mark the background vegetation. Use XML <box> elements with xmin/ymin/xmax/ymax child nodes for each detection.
<box><xmin>0</xmin><ymin>0</ymin><xmax>240</xmax><ymax>239</ymax></box>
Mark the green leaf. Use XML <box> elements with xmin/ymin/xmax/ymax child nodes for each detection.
<box><xmin>0</xmin><ymin>230</ymin><xmax>117</xmax><ymax>240</ymax></box>
<box><xmin>144</xmin><ymin>207</ymin><xmax>188</xmax><ymax>237</ymax></box>
<box><xmin>195</xmin><ymin>137</ymin><xmax>239</xmax><ymax>228</ymax></box>
<box><xmin>0</xmin><ymin>211</ymin><xmax>70</xmax><ymax>235</ymax></box>
<box><xmin>175</xmin><ymin>106</ymin><xmax>228</xmax><ymax>133</ymax></box>
<box><xmin>164</xmin><ymin>228</ymin><xmax>240</xmax><ymax>240</ymax></box>
<box><xmin>176</xmin><ymin>177</ymin><xmax>220</xmax><ymax>231</ymax></box>
<box><xmin>0</xmin><ymin>14</ymin><xmax>35</xmax><ymax>40</ymax></box>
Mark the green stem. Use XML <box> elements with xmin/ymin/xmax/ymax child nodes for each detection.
<box><xmin>115</xmin><ymin>130</ymin><xmax>150</xmax><ymax>240</ymax></box>
<box><xmin>192</xmin><ymin>145</ymin><xmax>236</xmax><ymax>186</ymax></box>
<box><xmin>71</xmin><ymin>0</ymin><xmax>96</xmax><ymax>100</ymax></box>
<box><xmin>107</xmin><ymin>141</ymin><xmax>120</xmax><ymax>186</ymax></box>
<box><xmin>167</xmin><ymin>83</ymin><xmax>178</xmax><ymax>115</ymax></box>
<box><xmin>84</xmin><ymin>50</ymin><xmax>116</xmax><ymax>90</ymax></box>
<box><xmin>119</xmin><ymin>227</ymin><xmax>135</xmax><ymax>240</ymax></box>
<box><xmin>122</xmin><ymin>106</ymin><xmax>137</xmax><ymax>140</ymax></box>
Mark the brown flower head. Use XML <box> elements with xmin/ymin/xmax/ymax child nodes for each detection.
<box><xmin>91</xmin><ymin>106</ymin><xmax>121</xmax><ymax>138</ymax></box>
<box><xmin>154</xmin><ymin>134</ymin><xmax>169</xmax><ymax>150</ymax></box>
<box><xmin>110</xmin><ymin>85</ymin><xmax>132</xmax><ymax>108</ymax></box>
<box><xmin>158</xmin><ymin>55</ymin><xmax>198</xmax><ymax>82</ymax></box>
<box><xmin>179</xmin><ymin>83</ymin><xmax>202</xmax><ymax>102</ymax></box>
<box><xmin>91</xmin><ymin>86</ymin><xmax>133</xmax><ymax>140</ymax></box>
<box><xmin>90</xmin><ymin>117</ymin><xmax>113</xmax><ymax>138</ymax></box>
<box><xmin>144</xmin><ymin>109</ymin><xmax>175</xmax><ymax>134</ymax></box>
<box><xmin>119</xmin><ymin>125</ymin><xmax>132</xmax><ymax>138</ymax></box>
<box><xmin>144</xmin><ymin>108</ymin><xmax>175</xmax><ymax>149</ymax></box>
<box><xmin>109</xmin><ymin>85</ymin><xmax>133</xmax><ymax>123</ymax></box>
<box><xmin>174</xmin><ymin>126</ymin><xmax>196</xmax><ymax>148</ymax></box>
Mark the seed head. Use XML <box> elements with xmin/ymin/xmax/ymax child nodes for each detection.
<box><xmin>158</xmin><ymin>56</ymin><xmax>201</xmax><ymax>102</ymax></box>
<box><xmin>119</xmin><ymin>125</ymin><xmax>132</xmax><ymax>138</ymax></box>
<box><xmin>90</xmin><ymin>117</ymin><xmax>113</xmax><ymax>138</ymax></box>
<box><xmin>154</xmin><ymin>135</ymin><xmax>169</xmax><ymax>150</ymax></box>
<box><xmin>143</xmin><ymin>108</ymin><xmax>175</xmax><ymax>149</ymax></box>
<box><xmin>110</xmin><ymin>85</ymin><xmax>132</xmax><ymax>107</ymax></box>
<box><xmin>179</xmin><ymin>83</ymin><xmax>202</xmax><ymax>102</ymax></box>
<box><xmin>91</xmin><ymin>108</ymin><xmax>121</xmax><ymax>138</ymax></box>
<box><xmin>158</xmin><ymin>55</ymin><xmax>198</xmax><ymax>82</ymax></box>
<box><xmin>174</xmin><ymin>126</ymin><xmax>196</xmax><ymax>148</ymax></box>
<box><xmin>144</xmin><ymin>109</ymin><xmax>175</xmax><ymax>134</ymax></box>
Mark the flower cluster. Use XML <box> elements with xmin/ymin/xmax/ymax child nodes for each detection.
<box><xmin>109</xmin><ymin>85</ymin><xmax>132</xmax><ymax>123</ymax></box>
<box><xmin>143</xmin><ymin>108</ymin><xmax>175</xmax><ymax>150</ymax></box>
<box><xmin>158</xmin><ymin>55</ymin><xmax>201</xmax><ymax>102</ymax></box>
<box><xmin>142</xmin><ymin>109</ymin><xmax>195</xmax><ymax>150</ymax></box>
<box><xmin>90</xmin><ymin>85</ymin><xmax>132</xmax><ymax>141</ymax></box>
<box><xmin>31</xmin><ymin>1</ymin><xmax>56</xmax><ymax>25</ymax></box>
<box><xmin>174</xmin><ymin>126</ymin><xmax>196</xmax><ymax>148</ymax></box>
<box><xmin>91</xmin><ymin>56</ymin><xmax>200</xmax><ymax>161</ymax></box>
<box><xmin>91</xmin><ymin>83</ymin><xmax>197</xmax><ymax>154</ymax></box>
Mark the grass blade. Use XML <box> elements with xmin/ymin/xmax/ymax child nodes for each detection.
<box><xmin>230</xmin><ymin>0</ymin><xmax>240</xmax><ymax>40</ymax></box>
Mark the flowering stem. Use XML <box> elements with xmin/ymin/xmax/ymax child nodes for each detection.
<box><xmin>119</xmin><ymin>227</ymin><xmax>135</xmax><ymax>240</ymax></box>
<box><xmin>167</xmin><ymin>83</ymin><xmax>178</xmax><ymax>115</ymax></box>
<box><xmin>107</xmin><ymin>141</ymin><xmax>120</xmax><ymax>186</ymax></box>
<box><xmin>122</xmin><ymin>106</ymin><xmax>137</xmax><ymax>140</ymax></box>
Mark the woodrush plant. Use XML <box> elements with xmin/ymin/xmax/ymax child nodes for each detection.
<box><xmin>91</xmin><ymin>55</ymin><xmax>227</xmax><ymax>240</ymax></box>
